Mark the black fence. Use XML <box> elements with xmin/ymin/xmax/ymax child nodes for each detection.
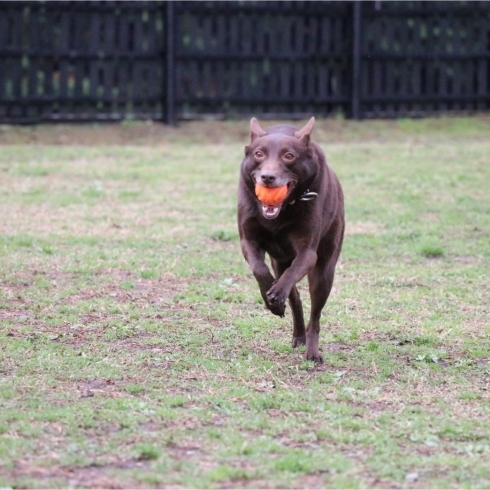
<box><xmin>1</xmin><ymin>1</ymin><xmax>490</xmax><ymax>123</ymax></box>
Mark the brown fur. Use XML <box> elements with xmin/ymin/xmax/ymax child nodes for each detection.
<box><xmin>237</xmin><ymin>117</ymin><xmax>344</xmax><ymax>363</ymax></box>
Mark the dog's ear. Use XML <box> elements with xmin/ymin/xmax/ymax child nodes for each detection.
<box><xmin>295</xmin><ymin>117</ymin><xmax>315</xmax><ymax>145</ymax></box>
<box><xmin>250</xmin><ymin>117</ymin><xmax>267</xmax><ymax>141</ymax></box>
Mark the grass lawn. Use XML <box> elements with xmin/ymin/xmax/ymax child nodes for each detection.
<box><xmin>0</xmin><ymin>116</ymin><xmax>489</xmax><ymax>488</ymax></box>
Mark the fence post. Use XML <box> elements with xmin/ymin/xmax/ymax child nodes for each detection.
<box><xmin>351</xmin><ymin>1</ymin><xmax>362</xmax><ymax>119</ymax></box>
<box><xmin>165</xmin><ymin>1</ymin><xmax>176</xmax><ymax>125</ymax></box>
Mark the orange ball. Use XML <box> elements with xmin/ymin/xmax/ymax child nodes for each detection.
<box><xmin>255</xmin><ymin>183</ymin><xmax>288</xmax><ymax>206</ymax></box>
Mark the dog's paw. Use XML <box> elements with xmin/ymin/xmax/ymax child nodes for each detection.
<box><xmin>305</xmin><ymin>351</ymin><xmax>324</xmax><ymax>364</ymax></box>
<box><xmin>292</xmin><ymin>336</ymin><xmax>306</xmax><ymax>348</ymax></box>
<box><xmin>267</xmin><ymin>302</ymin><xmax>286</xmax><ymax>318</ymax></box>
<box><xmin>266</xmin><ymin>284</ymin><xmax>287</xmax><ymax>308</ymax></box>
<box><xmin>265</xmin><ymin>280</ymin><xmax>289</xmax><ymax>317</ymax></box>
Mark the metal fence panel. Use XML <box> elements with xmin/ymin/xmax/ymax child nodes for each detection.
<box><xmin>0</xmin><ymin>1</ymin><xmax>165</xmax><ymax>122</ymax></box>
<box><xmin>173</xmin><ymin>1</ymin><xmax>352</xmax><ymax>119</ymax></box>
<box><xmin>360</xmin><ymin>1</ymin><xmax>490</xmax><ymax>117</ymax></box>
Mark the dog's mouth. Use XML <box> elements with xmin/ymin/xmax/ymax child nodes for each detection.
<box><xmin>259</xmin><ymin>181</ymin><xmax>295</xmax><ymax>220</ymax></box>
<box><xmin>261</xmin><ymin>204</ymin><xmax>282</xmax><ymax>219</ymax></box>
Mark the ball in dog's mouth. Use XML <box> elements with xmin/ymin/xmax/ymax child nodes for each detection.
<box><xmin>255</xmin><ymin>183</ymin><xmax>289</xmax><ymax>220</ymax></box>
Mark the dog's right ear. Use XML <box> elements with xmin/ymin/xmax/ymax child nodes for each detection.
<box><xmin>250</xmin><ymin>117</ymin><xmax>267</xmax><ymax>142</ymax></box>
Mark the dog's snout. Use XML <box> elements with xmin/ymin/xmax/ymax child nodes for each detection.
<box><xmin>260</xmin><ymin>173</ymin><xmax>276</xmax><ymax>186</ymax></box>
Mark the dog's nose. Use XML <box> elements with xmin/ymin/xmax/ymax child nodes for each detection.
<box><xmin>260</xmin><ymin>174</ymin><xmax>276</xmax><ymax>186</ymax></box>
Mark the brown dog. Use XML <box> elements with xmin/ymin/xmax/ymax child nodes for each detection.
<box><xmin>237</xmin><ymin>117</ymin><xmax>344</xmax><ymax>363</ymax></box>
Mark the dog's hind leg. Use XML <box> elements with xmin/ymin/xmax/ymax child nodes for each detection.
<box><xmin>305</xmin><ymin>258</ymin><xmax>337</xmax><ymax>363</ymax></box>
<box><xmin>306</xmin><ymin>218</ymin><xmax>344</xmax><ymax>363</ymax></box>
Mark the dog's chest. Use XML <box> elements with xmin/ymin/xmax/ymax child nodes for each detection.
<box><xmin>258</xmin><ymin>229</ymin><xmax>296</xmax><ymax>262</ymax></box>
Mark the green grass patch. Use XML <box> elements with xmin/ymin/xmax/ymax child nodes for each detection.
<box><xmin>0</xmin><ymin>117</ymin><xmax>489</xmax><ymax>488</ymax></box>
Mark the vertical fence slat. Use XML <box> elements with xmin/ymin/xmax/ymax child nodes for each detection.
<box><xmin>351</xmin><ymin>1</ymin><xmax>361</xmax><ymax>119</ymax></box>
<box><xmin>57</xmin><ymin>10</ymin><xmax>70</xmax><ymax>119</ymax></box>
<box><xmin>165</xmin><ymin>1</ymin><xmax>175</xmax><ymax>125</ymax></box>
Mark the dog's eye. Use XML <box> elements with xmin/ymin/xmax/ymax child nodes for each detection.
<box><xmin>254</xmin><ymin>150</ymin><xmax>264</xmax><ymax>159</ymax></box>
<box><xmin>284</xmin><ymin>152</ymin><xmax>295</xmax><ymax>161</ymax></box>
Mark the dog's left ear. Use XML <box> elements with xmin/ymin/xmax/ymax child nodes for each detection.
<box><xmin>295</xmin><ymin>117</ymin><xmax>315</xmax><ymax>146</ymax></box>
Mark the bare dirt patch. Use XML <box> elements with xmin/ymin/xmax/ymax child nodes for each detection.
<box><xmin>11</xmin><ymin>460</ymin><xmax>149</xmax><ymax>489</ymax></box>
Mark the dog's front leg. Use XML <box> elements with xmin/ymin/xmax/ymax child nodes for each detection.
<box><xmin>266</xmin><ymin>248</ymin><xmax>317</xmax><ymax>309</ymax></box>
<box><xmin>241</xmin><ymin>238</ymin><xmax>286</xmax><ymax>317</ymax></box>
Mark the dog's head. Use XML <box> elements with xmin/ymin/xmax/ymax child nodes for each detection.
<box><xmin>241</xmin><ymin>117</ymin><xmax>317</xmax><ymax>219</ymax></box>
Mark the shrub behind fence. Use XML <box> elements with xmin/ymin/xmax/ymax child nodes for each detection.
<box><xmin>0</xmin><ymin>1</ymin><xmax>489</xmax><ymax>123</ymax></box>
